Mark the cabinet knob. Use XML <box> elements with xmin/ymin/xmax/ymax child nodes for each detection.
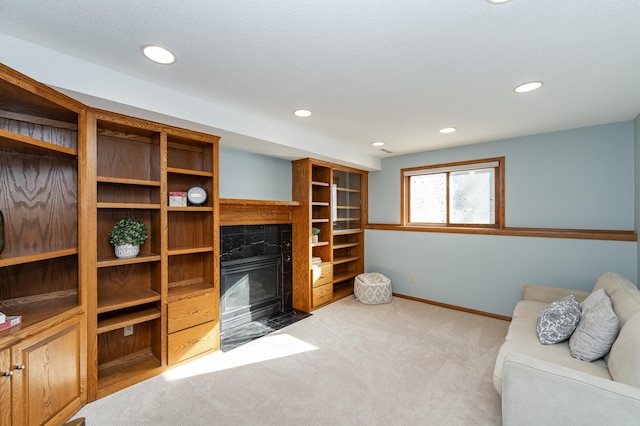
<box><xmin>2</xmin><ymin>371</ymin><xmax>13</xmax><ymax>377</ymax></box>
<box><xmin>14</xmin><ymin>365</ymin><xmax>25</xmax><ymax>370</ymax></box>
<box><xmin>188</xmin><ymin>310</ymin><xmax>200</xmax><ymax>316</ymax></box>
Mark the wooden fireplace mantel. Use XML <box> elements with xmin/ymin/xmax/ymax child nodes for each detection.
<box><xmin>219</xmin><ymin>198</ymin><xmax>301</xmax><ymax>225</ymax></box>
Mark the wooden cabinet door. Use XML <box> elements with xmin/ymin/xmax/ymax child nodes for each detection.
<box><xmin>11</xmin><ymin>317</ymin><xmax>83</xmax><ymax>426</ymax></box>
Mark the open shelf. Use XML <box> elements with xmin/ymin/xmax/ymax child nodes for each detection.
<box><xmin>167</xmin><ymin>167</ymin><xmax>213</xmax><ymax>177</ymax></box>
<box><xmin>0</xmin><ymin>129</ymin><xmax>77</xmax><ymax>157</ymax></box>
<box><xmin>0</xmin><ymin>290</ymin><xmax>79</xmax><ymax>345</ymax></box>
<box><xmin>97</xmin><ymin>349</ymin><xmax>161</xmax><ymax>398</ymax></box>
<box><xmin>333</xmin><ymin>242</ymin><xmax>360</xmax><ymax>250</ymax></box>
<box><xmin>97</xmin><ymin>176</ymin><xmax>161</xmax><ymax>187</ymax></box>
<box><xmin>333</xmin><ymin>229</ymin><xmax>363</xmax><ymax>236</ymax></box>
<box><xmin>333</xmin><ymin>271</ymin><xmax>359</xmax><ymax>283</ymax></box>
<box><xmin>0</xmin><ymin>247</ymin><xmax>78</xmax><ymax>268</ymax></box>
<box><xmin>96</xmin><ymin>253</ymin><xmax>162</xmax><ymax>268</ymax></box>
<box><xmin>97</xmin><ymin>308</ymin><xmax>161</xmax><ymax>334</ymax></box>
<box><xmin>167</xmin><ymin>206</ymin><xmax>214</xmax><ymax>212</ymax></box>
<box><xmin>333</xmin><ymin>255</ymin><xmax>360</xmax><ymax>265</ymax></box>
<box><xmin>168</xmin><ymin>246</ymin><xmax>214</xmax><ymax>256</ymax></box>
<box><xmin>97</xmin><ymin>290</ymin><xmax>161</xmax><ymax>314</ymax></box>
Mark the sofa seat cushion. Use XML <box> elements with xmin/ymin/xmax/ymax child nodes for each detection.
<box><xmin>493</xmin><ymin>300</ymin><xmax>610</xmax><ymax>394</ymax></box>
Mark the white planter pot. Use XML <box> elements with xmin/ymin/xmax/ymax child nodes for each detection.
<box><xmin>114</xmin><ymin>244</ymin><xmax>140</xmax><ymax>259</ymax></box>
<box><xmin>311</xmin><ymin>235</ymin><xmax>319</xmax><ymax>243</ymax></box>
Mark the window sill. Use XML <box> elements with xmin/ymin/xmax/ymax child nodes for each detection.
<box><xmin>365</xmin><ymin>224</ymin><xmax>637</xmax><ymax>242</ymax></box>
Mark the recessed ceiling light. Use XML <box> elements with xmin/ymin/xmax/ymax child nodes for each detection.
<box><xmin>439</xmin><ymin>127</ymin><xmax>457</xmax><ymax>134</ymax></box>
<box><xmin>142</xmin><ymin>45</ymin><xmax>175</xmax><ymax>64</ymax></box>
<box><xmin>514</xmin><ymin>81</ymin><xmax>544</xmax><ymax>93</ymax></box>
<box><xmin>487</xmin><ymin>0</ymin><xmax>512</xmax><ymax>4</ymax></box>
<box><xmin>293</xmin><ymin>109</ymin><xmax>313</xmax><ymax>118</ymax></box>
<box><xmin>371</xmin><ymin>141</ymin><xmax>385</xmax><ymax>147</ymax></box>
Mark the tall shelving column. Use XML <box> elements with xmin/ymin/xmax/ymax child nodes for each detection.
<box><xmin>87</xmin><ymin>110</ymin><xmax>165</xmax><ymax>400</ymax></box>
<box><xmin>331</xmin><ymin>168</ymin><xmax>367</xmax><ymax>300</ymax></box>
<box><xmin>292</xmin><ymin>158</ymin><xmax>368</xmax><ymax>312</ymax></box>
<box><xmin>0</xmin><ymin>64</ymin><xmax>86</xmax><ymax>425</ymax></box>
<box><xmin>165</xmin><ymin>130</ymin><xmax>220</xmax><ymax>366</ymax></box>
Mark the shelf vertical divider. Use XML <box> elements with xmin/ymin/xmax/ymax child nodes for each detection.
<box><xmin>84</xmin><ymin>109</ymin><xmax>99</xmax><ymax>402</ymax></box>
<box><xmin>159</xmin><ymin>130</ymin><xmax>169</xmax><ymax>367</ymax></box>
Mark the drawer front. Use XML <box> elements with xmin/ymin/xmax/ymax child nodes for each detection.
<box><xmin>311</xmin><ymin>263</ymin><xmax>333</xmax><ymax>288</ymax></box>
<box><xmin>168</xmin><ymin>293</ymin><xmax>217</xmax><ymax>334</ymax></box>
<box><xmin>168</xmin><ymin>321</ymin><xmax>219</xmax><ymax>365</ymax></box>
<box><xmin>312</xmin><ymin>283</ymin><xmax>333</xmax><ymax>307</ymax></box>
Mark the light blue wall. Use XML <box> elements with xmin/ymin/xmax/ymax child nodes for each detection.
<box><xmin>366</xmin><ymin>231</ymin><xmax>636</xmax><ymax>317</ymax></box>
<box><xmin>370</xmin><ymin>122</ymin><xmax>634</xmax><ymax>229</ymax></box>
<box><xmin>366</xmin><ymin>122</ymin><xmax>637</xmax><ymax>316</ymax></box>
<box><xmin>218</xmin><ymin>146</ymin><xmax>292</xmax><ymax>200</ymax></box>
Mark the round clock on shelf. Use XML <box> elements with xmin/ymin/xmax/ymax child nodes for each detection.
<box><xmin>187</xmin><ymin>186</ymin><xmax>207</xmax><ymax>206</ymax></box>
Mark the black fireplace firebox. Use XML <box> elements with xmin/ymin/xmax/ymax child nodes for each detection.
<box><xmin>220</xmin><ymin>254</ymin><xmax>282</xmax><ymax>331</ymax></box>
<box><xmin>220</xmin><ymin>224</ymin><xmax>293</xmax><ymax>331</ymax></box>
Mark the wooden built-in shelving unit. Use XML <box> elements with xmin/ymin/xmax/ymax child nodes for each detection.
<box><xmin>85</xmin><ymin>109</ymin><xmax>220</xmax><ymax>400</ymax></box>
<box><xmin>0</xmin><ymin>63</ymin><xmax>86</xmax><ymax>426</ymax></box>
<box><xmin>292</xmin><ymin>159</ymin><xmax>368</xmax><ymax>311</ymax></box>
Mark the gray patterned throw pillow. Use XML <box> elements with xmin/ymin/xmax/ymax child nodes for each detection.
<box><xmin>536</xmin><ymin>295</ymin><xmax>582</xmax><ymax>345</ymax></box>
<box><xmin>569</xmin><ymin>288</ymin><xmax>620</xmax><ymax>361</ymax></box>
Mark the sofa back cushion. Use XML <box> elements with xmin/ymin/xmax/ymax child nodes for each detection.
<box><xmin>592</xmin><ymin>272</ymin><xmax>640</xmax><ymax>327</ymax></box>
<box><xmin>608</xmin><ymin>313</ymin><xmax>640</xmax><ymax>388</ymax></box>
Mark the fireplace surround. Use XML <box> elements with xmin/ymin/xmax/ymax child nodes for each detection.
<box><xmin>220</xmin><ymin>224</ymin><xmax>293</xmax><ymax>331</ymax></box>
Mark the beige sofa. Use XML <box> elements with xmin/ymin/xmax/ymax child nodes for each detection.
<box><xmin>493</xmin><ymin>272</ymin><xmax>640</xmax><ymax>425</ymax></box>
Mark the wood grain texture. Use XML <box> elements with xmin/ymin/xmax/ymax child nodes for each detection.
<box><xmin>0</xmin><ymin>117</ymin><xmax>78</xmax><ymax>150</ymax></box>
<box><xmin>0</xmin><ymin>64</ymin><xmax>84</xmax><ymax>120</ymax></box>
<box><xmin>291</xmin><ymin>159</ymin><xmax>368</xmax><ymax>312</ymax></box>
<box><xmin>0</xmin><ymin>348</ymin><xmax>11</xmax><ymax>426</ymax></box>
<box><xmin>219</xmin><ymin>199</ymin><xmax>299</xmax><ymax>226</ymax></box>
<box><xmin>0</xmin><ymin>150</ymin><xmax>77</xmax><ymax>256</ymax></box>
<box><xmin>365</xmin><ymin>224</ymin><xmax>637</xmax><ymax>241</ymax></box>
<box><xmin>167</xmin><ymin>320</ymin><xmax>218</xmax><ymax>365</ymax></box>
<box><xmin>167</xmin><ymin>293</ymin><xmax>217</xmax><ymax>334</ymax></box>
<box><xmin>11</xmin><ymin>317</ymin><xmax>84</xmax><ymax>426</ymax></box>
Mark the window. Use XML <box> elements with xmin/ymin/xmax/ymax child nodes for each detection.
<box><xmin>402</xmin><ymin>157</ymin><xmax>504</xmax><ymax>227</ymax></box>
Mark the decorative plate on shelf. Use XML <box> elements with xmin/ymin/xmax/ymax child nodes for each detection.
<box><xmin>187</xmin><ymin>186</ymin><xmax>207</xmax><ymax>205</ymax></box>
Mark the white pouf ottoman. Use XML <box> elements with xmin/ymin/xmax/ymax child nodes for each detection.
<box><xmin>354</xmin><ymin>272</ymin><xmax>392</xmax><ymax>305</ymax></box>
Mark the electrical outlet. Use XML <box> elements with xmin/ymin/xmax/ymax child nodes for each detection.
<box><xmin>124</xmin><ymin>325</ymin><xmax>134</xmax><ymax>336</ymax></box>
<box><xmin>409</xmin><ymin>274</ymin><xmax>415</xmax><ymax>283</ymax></box>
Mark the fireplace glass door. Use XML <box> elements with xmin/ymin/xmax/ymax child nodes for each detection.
<box><xmin>220</xmin><ymin>254</ymin><xmax>282</xmax><ymax>331</ymax></box>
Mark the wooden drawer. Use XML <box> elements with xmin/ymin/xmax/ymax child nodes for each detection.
<box><xmin>312</xmin><ymin>283</ymin><xmax>333</xmax><ymax>307</ymax></box>
<box><xmin>311</xmin><ymin>263</ymin><xmax>333</xmax><ymax>288</ymax></box>
<box><xmin>168</xmin><ymin>293</ymin><xmax>217</xmax><ymax>334</ymax></box>
<box><xmin>168</xmin><ymin>321</ymin><xmax>219</xmax><ymax>365</ymax></box>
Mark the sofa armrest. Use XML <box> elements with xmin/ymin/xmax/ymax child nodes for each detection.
<box><xmin>502</xmin><ymin>353</ymin><xmax>640</xmax><ymax>426</ymax></box>
<box><xmin>523</xmin><ymin>284</ymin><xmax>590</xmax><ymax>304</ymax></box>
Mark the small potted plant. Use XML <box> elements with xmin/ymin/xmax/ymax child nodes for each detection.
<box><xmin>108</xmin><ymin>218</ymin><xmax>148</xmax><ymax>259</ymax></box>
<box><xmin>311</xmin><ymin>227</ymin><xmax>321</xmax><ymax>244</ymax></box>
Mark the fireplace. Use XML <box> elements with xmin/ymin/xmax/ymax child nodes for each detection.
<box><xmin>220</xmin><ymin>224</ymin><xmax>293</xmax><ymax>331</ymax></box>
<box><xmin>220</xmin><ymin>254</ymin><xmax>282</xmax><ymax>331</ymax></box>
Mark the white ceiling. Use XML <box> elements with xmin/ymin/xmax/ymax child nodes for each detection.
<box><xmin>1</xmin><ymin>0</ymin><xmax>639</xmax><ymax>168</ymax></box>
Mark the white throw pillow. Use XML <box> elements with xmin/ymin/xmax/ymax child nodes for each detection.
<box><xmin>536</xmin><ymin>295</ymin><xmax>581</xmax><ymax>345</ymax></box>
<box><xmin>569</xmin><ymin>288</ymin><xmax>620</xmax><ymax>361</ymax></box>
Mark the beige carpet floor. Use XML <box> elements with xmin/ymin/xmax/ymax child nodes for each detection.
<box><xmin>74</xmin><ymin>296</ymin><xmax>509</xmax><ymax>425</ymax></box>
